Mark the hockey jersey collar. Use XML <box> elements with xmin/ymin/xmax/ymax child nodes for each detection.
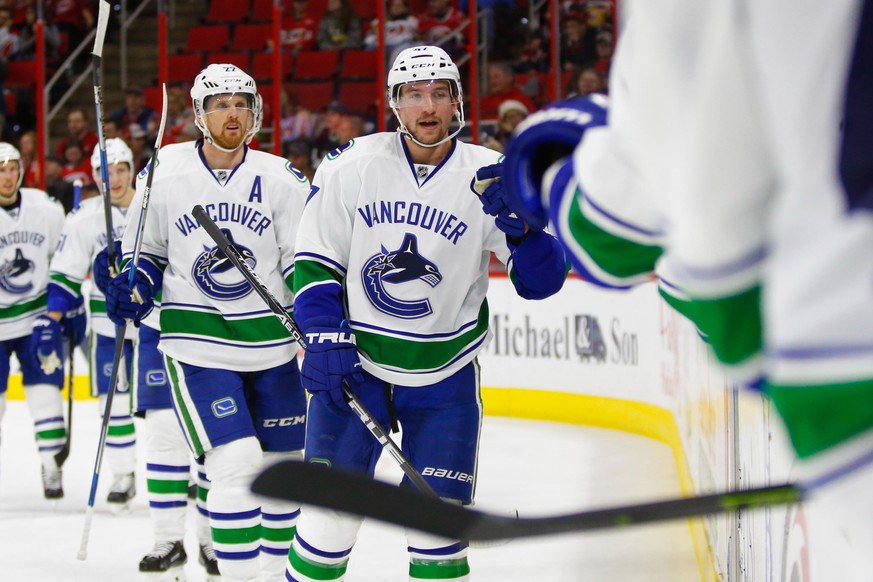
<box><xmin>196</xmin><ymin>139</ymin><xmax>249</xmax><ymax>187</ymax></box>
<box><xmin>398</xmin><ymin>133</ymin><xmax>457</xmax><ymax>188</ymax></box>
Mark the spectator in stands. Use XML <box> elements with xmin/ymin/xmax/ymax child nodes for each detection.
<box><xmin>481</xmin><ymin>99</ymin><xmax>529</xmax><ymax>153</ymax></box>
<box><xmin>44</xmin><ymin>153</ymin><xmax>75</xmax><ymax>212</ymax></box>
<box><xmin>480</xmin><ymin>61</ymin><xmax>536</xmax><ymax>120</ymax></box>
<box><xmin>103</xmin><ymin>117</ymin><xmax>122</xmax><ymax>140</ymax></box>
<box><xmin>457</xmin><ymin>0</ymin><xmax>520</xmax><ymax>60</ymax></box>
<box><xmin>165</xmin><ymin>86</ymin><xmax>198</xmax><ymax>145</ymax></box>
<box><xmin>591</xmin><ymin>31</ymin><xmax>614</xmax><ymax>75</ymax></box>
<box><xmin>55</xmin><ymin>106</ymin><xmax>98</xmax><ymax>159</ymax></box>
<box><xmin>0</xmin><ymin>7</ymin><xmax>21</xmax><ymax>59</ymax></box>
<box><xmin>17</xmin><ymin>129</ymin><xmax>38</xmax><ymax>186</ymax></box>
<box><xmin>12</xmin><ymin>4</ymin><xmax>61</xmax><ymax>63</ymax></box>
<box><xmin>277</xmin><ymin>0</ymin><xmax>318</xmax><ymax>53</ymax></box>
<box><xmin>60</xmin><ymin>139</ymin><xmax>92</xmax><ymax>186</ymax></box>
<box><xmin>515</xmin><ymin>33</ymin><xmax>549</xmax><ymax>73</ymax></box>
<box><xmin>280</xmin><ymin>88</ymin><xmax>319</xmax><ymax>144</ymax></box>
<box><xmin>566</xmin><ymin>66</ymin><xmax>607</xmax><ymax>98</ymax></box>
<box><xmin>110</xmin><ymin>86</ymin><xmax>158</xmax><ymax>139</ymax></box>
<box><xmin>126</xmin><ymin>123</ymin><xmax>152</xmax><ymax>174</ymax></box>
<box><xmin>364</xmin><ymin>0</ymin><xmax>419</xmax><ymax>63</ymax></box>
<box><xmin>47</xmin><ymin>0</ymin><xmax>94</xmax><ymax>69</ymax></box>
<box><xmin>283</xmin><ymin>138</ymin><xmax>315</xmax><ymax>183</ymax></box>
<box><xmin>316</xmin><ymin>0</ymin><xmax>362</xmax><ymax>50</ymax></box>
<box><xmin>314</xmin><ymin>100</ymin><xmax>349</xmax><ymax>159</ymax></box>
<box><xmin>416</xmin><ymin>0</ymin><xmax>466</xmax><ymax>56</ymax></box>
<box><xmin>560</xmin><ymin>12</ymin><xmax>595</xmax><ymax>71</ymax></box>
<box><xmin>334</xmin><ymin>113</ymin><xmax>364</xmax><ymax>146</ymax></box>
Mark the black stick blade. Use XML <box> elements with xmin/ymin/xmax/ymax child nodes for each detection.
<box><xmin>251</xmin><ymin>461</ymin><xmax>804</xmax><ymax>541</ymax></box>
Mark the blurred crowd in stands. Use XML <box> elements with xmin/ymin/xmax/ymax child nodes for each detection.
<box><xmin>2</xmin><ymin>0</ymin><xmax>614</xmax><ymax>195</ymax></box>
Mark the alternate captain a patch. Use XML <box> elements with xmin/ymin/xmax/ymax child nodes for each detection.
<box><xmin>191</xmin><ymin>228</ymin><xmax>256</xmax><ymax>301</ymax></box>
<box><xmin>361</xmin><ymin>232</ymin><xmax>442</xmax><ymax>319</ymax></box>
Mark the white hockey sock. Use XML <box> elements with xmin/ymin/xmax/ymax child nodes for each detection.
<box><xmin>98</xmin><ymin>393</ymin><xmax>137</xmax><ymax>474</ymax></box>
<box><xmin>144</xmin><ymin>409</ymin><xmax>189</xmax><ymax>542</ymax></box>
<box><xmin>24</xmin><ymin>383</ymin><xmax>65</xmax><ymax>467</ymax></box>
<box><xmin>205</xmin><ymin>437</ymin><xmax>263</xmax><ymax>582</ymax></box>
<box><xmin>406</xmin><ymin>529</ymin><xmax>470</xmax><ymax>581</ymax></box>
<box><xmin>260</xmin><ymin>450</ymin><xmax>303</xmax><ymax>581</ymax></box>
<box><xmin>195</xmin><ymin>456</ymin><xmax>213</xmax><ymax>547</ymax></box>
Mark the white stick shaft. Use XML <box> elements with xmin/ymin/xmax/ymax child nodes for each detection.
<box><xmin>77</xmin><ymin>506</ymin><xmax>94</xmax><ymax>560</ymax></box>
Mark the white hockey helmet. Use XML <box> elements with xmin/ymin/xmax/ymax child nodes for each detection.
<box><xmin>190</xmin><ymin>64</ymin><xmax>262</xmax><ymax>152</ymax></box>
<box><xmin>0</xmin><ymin>142</ymin><xmax>23</xmax><ymax>189</ymax></box>
<box><xmin>91</xmin><ymin>138</ymin><xmax>134</xmax><ymax>185</ymax></box>
<box><xmin>387</xmin><ymin>46</ymin><xmax>464</xmax><ymax>148</ymax></box>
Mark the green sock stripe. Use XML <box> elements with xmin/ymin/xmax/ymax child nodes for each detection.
<box><xmin>766</xmin><ymin>378</ymin><xmax>873</xmax><ymax>458</ymax></box>
<box><xmin>261</xmin><ymin>524</ymin><xmax>296</xmax><ymax>543</ymax></box>
<box><xmin>409</xmin><ymin>558</ymin><xmax>471</xmax><ymax>580</ymax></box>
<box><xmin>287</xmin><ymin>547</ymin><xmax>348</xmax><ymax>581</ymax></box>
<box><xmin>37</xmin><ymin>428</ymin><xmax>66</xmax><ymax>440</ymax></box>
<box><xmin>691</xmin><ymin>287</ymin><xmax>762</xmax><ymax>365</ymax></box>
<box><xmin>198</xmin><ymin>485</ymin><xmax>209</xmax><ymax>502</ymax></box>
<box><xmin>211</xmin><ymin>525</ymin><xmax>261</xmax><ymax>545</ymax></box>
<box><xmin>107</xmin><ymin>423</ymin><xmax>135</xmax><ymax>437</ymax></box>
<box><xmin>147</xmin><ymin>479</ymin><xmax>191</xmax><ymax>495</ymax></box>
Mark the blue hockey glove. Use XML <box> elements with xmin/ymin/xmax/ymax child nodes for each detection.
<box><xmin>501</xmin><ymin>95</ymin><xmax>608</xmax><ymax>230</ymax></box>
<box><xmin>301</xmin><ymin>317</ymin><xmax>365</xmax><ymax>411</ymax></box>
<box><xmin>64</xmin><ymin>296</ymin><xmax>87</xmax><ymax>348</ymax></box>
<box><xmin>92</xmin><ymin>240</ymin><xmax>122</xmax><ymax>295</ymax></box>
<box><xmin>32</xmin><ymin>315</ymin><xmax>64</xmax><ymax>375</ymax></box>
<box><xmin>471</xmin><ymin>163</ymin><xmax>527</xmax><ymax>238</ymax></box>
<box><xmin>105</xmin><ymin>269</ymin><xmax>155</xmax><ymax>326</ymax></box>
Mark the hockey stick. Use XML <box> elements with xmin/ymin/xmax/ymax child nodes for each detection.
<box><xmin>54</xmin><ymin>180</ymin><xmax>84</xmax><ymax>469</ymax></box>
<box><xmin>90</xmin><ymin>0</ymin><xmax>116</xmax><ymax>276</ymax></box>
<box><xmin>78</xmin><ymin>1</ymin><xmax>111</xmax><ymax>559</ymax></box>
<box><xmin>252</xmin><ymin>460</ymin><xmax>804</xmax><ymax>540</ymax></box>
<box><xmin>191</xmin><ymin>205</ymin><xmax>439</xmax><ymax>499</ymax></box>
<box><xmin>77</xmin><ymin>82</ymin><xmax>168</xmax><ymax>562</ymax></box>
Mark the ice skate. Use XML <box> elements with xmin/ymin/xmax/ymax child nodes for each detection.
<box><xmin>139</xmin><ymin>540</ymin><xmax>187</xmax><ymax>580</ymax></box>
<box><xmin>107</xmin><ymin>471</ymin><xmax>136</xmax><ymax>512</ymax></box>
<box><xmin>41</xmin><ymin>466</ymin><xmax>63</xmax><ymax>500</ymax></box>
<box><xmin>199</xmin><ymin>544</ymin><xmax>221</xmax><ymax>580</ymax></box>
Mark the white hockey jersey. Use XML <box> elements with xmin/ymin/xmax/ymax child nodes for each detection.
<box><xmin>0</xmin><ymin>188</ymin><xmax>65</xmax><ymax>340</ymax></box>
<box><xmin>122</xmin><ymin>141</ymin><xmax>309</xmax><ymax>371</ymax></box>
<box><xmin>48</xmin><ymin>196</ymin><xmax>141</xmax><ymax>337</ymax></box>
<box><xmin>295</xmin><ymin>133</ymin><xmax>507</xmax><ymax>387</ymax></box>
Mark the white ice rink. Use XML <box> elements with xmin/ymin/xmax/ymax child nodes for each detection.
<box><xmin>0</xmin><ymin>401</ymin><xmax>704</xmax><ymax>581</ymax></box>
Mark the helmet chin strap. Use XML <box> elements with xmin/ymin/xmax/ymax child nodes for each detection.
<box><xmin>392</xmin><ymin>107</ymin><xmax>464</xmax><ymax>149</ymax></box>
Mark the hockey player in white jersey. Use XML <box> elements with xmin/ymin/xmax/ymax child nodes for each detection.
<box><xmin>41</xmin><ymin>138</ymin><xmax>139</xmax><ymax>509</ymax></box>
<box><xmin>0</xmin><ymin>142</ymin><xmax>67</xmax><ymax>498</ymax></box>
<box><xmin>490</xmin><ymin>2</ymin><xmax>873</xmax><ymax>579</ymax></box>
<box><xmin>288</xmin><ymin>46</ymin><xmax>567</xmax><ymax>581</ymax></box>
<box><xmin>105</xmin><ymin>63</ymin><xmax>309</xmax><ymax>582</ymax></box>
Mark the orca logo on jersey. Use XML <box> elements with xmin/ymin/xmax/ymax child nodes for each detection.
<box><xmin>191</xmin><ymin>228</ymin><xmax>256</xmax><ymax>301</ymax></box>
<box><xmin>0</xmin><ymin>248</ymin><xmax>34</xmax><ymax>294</ymax></box>
<box><xmin>361</xmin><ymin>232</ymin><xmax>442</xmax><ymax>319</ymax></box>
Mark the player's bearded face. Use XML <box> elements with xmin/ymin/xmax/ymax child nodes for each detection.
<box><xmin>0</xmin><ymin>162</ymin><xmax>19</xmax><ymax>202</ymax></box>
<box><xmin>204</xmin><ymin>94</ymin><xmax>254</xmax><ymax>150</ymax></box>
<box><xmin>396</xmin><ymin>81</ymin><xmax>457</xmax><ymax>145</ymax></box>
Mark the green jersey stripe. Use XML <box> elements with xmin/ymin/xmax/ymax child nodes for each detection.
<box><xmin>161</xmin><ymin>308</ymin><xmax>292</xmax><ymax>344</ymax></box>
<box><xmin>0</xmin><ymin>294</ymin><xmax>47</xmax><ymax>319</ymax></box>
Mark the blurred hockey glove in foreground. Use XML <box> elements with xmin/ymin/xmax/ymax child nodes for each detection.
<box><xmin>105</xmin><ymin>269</ymin><xmax>155</xmax><ymax>326</ymax></box>
<box><xmin>500</xmin><ymin>95</ymin><xmax>608</xmax><ymax>230</ymax></box>
<box><xmin>301</xmin><ymin>317</ymin><xmax>365</xmax><ymax>412</ymax></box>
<box><xmin>472</xmin><ymin>163</ymin><xmax>527</xmax><ymax>238</ymax></box>
<box><xmin>32</xmin><ymin>315</ymin><xmax>64</xmax><ymax>375</ymax></box>
<box><xmin>92</xmin><ymin>240</ymin><xmax>123</xmax><ymax>295</ymax></box>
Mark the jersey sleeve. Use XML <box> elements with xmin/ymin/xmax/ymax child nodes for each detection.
<box><xmin>273</xmin><ymin>162</ymin><xmax>310</xmax><ymax>294</ymax></box>
<box><xmin>47</xmin><ymin>206</ymin><xmax>87</xmax><ymax>312</ymax></box>
<box><xmin>292</xmin><ymin>158</ymin><xmax>356</xmax><ymax>328</ymax></box>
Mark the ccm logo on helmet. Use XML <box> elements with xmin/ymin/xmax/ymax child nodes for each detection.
<box><xmin>263</xmin><ymin>416</ymin><xmax>306</xmax><ymax>428</ymax></box>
